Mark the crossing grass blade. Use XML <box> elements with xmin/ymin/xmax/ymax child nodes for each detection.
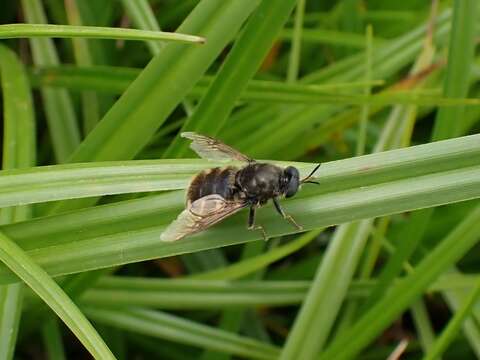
<box><xmin>44</xmin><ymin>0</ymin><xmax>260</xmax><ymax>214</ymax></box>
<box><xmin>0</xmin><ymin>230</ymin><xmax>115</xmax><ymax>359</ymax></box>
<box><xmin>21</xmin><ymin>0</ymin><xmax>81</xmax><ymax>163</ymax></box>
<box><xmin>423</xmin><ymin>281</ymin><xmax>480</xmax><ymax>360</ymax></box>
<box><xmin>163</xmin><ymin>0</ymin><xmax>299</xmax><ymax>158</ymax></box>
<box><xmin>321</xmin><ymin>205</ymin><xmax>480</xmax><ymax>359</ymax></box>
<box><xmin>64</xmin><ymin>0</ymin><xmax>101</xmax><ymax>136</ymax></box>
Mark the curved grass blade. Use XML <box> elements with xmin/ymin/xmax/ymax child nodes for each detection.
<box><xmin>0</xmin><ymin>24</ymin><xmax>205</xmax><ymax>44</ymax></box>
<box><xmin>121</xmin><ymin>0</ymin><xmax>165</xmax><ymax>53</ymax></box>
<box><xmin>0</xmin><ymin>231</ymin><xmax>115</xmax><ymax>359</ymax></box>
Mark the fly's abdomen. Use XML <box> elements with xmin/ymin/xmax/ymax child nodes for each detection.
<box><xmin>187</xmin><ymin>167</ymin><xmax>238</xmax><ymax>203</ymax></box>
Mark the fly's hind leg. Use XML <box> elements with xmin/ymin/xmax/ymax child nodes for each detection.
<box><xmin>273</xmin><ymin>197</ymin><xmax>303</xmax><ymax>230</ymax></box>
<box><xmin>248</xmin><ymin>206</ymin><xmax>267</xmax><ymax>241</ymax></box>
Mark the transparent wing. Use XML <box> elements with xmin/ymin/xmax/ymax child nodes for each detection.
<box><xmin>160</xmin><ymin>194</ymin><xmax>247</xmax><ymax>242</ymax></box>
<box><xmin>181</xmin><ymin>132</ymin><xmax>253</xmax><ymax>163</ymax></box>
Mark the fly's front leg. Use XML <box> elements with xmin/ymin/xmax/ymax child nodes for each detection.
<box><xmin>273</xmin><ymin>197</ymin><xmax>303</xmax><ymax>230</ymax></box>
<box><xmin>248</xmin><ymin>206</ymin><xmax>267</xmax><ymax>241</ymax></box>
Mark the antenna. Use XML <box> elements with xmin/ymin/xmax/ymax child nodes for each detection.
<box><xmin>300</xmin><ymin>163</ymin><xmax>321</xmax><ymax>184</ymax></box>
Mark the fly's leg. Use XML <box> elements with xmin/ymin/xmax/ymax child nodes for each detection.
<box><xmin>273</xmin><ymin>197</ymin><xmax>303</xmax><ymax>230</ymax></box>
<box><xmin>248</xmin><ymin>206</ymin><xmax>267</xmax><ymax>241</ymax></box>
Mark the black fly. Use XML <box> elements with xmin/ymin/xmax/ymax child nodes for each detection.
<box><xmin>160</xmin><ymin>132</ymin><xmax>321</xmax><ymax>242</ymax></box>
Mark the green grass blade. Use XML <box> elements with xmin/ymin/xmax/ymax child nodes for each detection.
<box><xmin>286</xmin><ymin>0</ymin><xmax>305</xmax><ymax>83</ymax></box>
<box><xmin>443</xmin><ymin>289</ymin><xmax>480</xmax><ymax>357</ymax></box>
<box><xmin>411</xmin><ymin>299</ymin><xmax>436</xmax><ymax>354</ymax></box>
<box><xmin>41</xmin><ymin>318</ymin><xmax>66</xmax><ymax>360</ymax></box>
<box><xmin>122</xmin><ymin>0</ymin><xmax>195</xmax><ymax>116</ymax></box>
<box><xmin>119</xmin><ymin>0</ymin><xmax>213</xmax><ymax>271</ymax></box>
<box><xmin>68</xmin><ymin>0</ymin><xmax>259</xmax><ymax>163</ymax></box>
<box><xmin>0</xmin><ymin>230</ymin><xmax>115</xmax><ymax>359</ymax></box>
<box><xmin>20</xmin><ymin>274</ymin><xmax>480</xmax><ymax>310</ymax></box>
<box><xmin>279</xmin><ymin>220</ymin><xmax>372</xmax><ymax>359</ymax></box>
<box><xmin>0</xmin><ymin>46</ymin><xmax>36</xmax><ymax>173</ymax></box>
<box><xmin>279</xmin><ymin>33</ymin><xmax>443</xmax><ymax>351</ymax></box>
<box><xmin>192</xmin><ymin>229</ymin><xmax>322</xmax><ymax>280</ymax></box>
<box><xmin>83</xmin><ymin>306</ymin><xmax>279</xmax><ymax>360</ymax></box>
<box><xmin>21</xmin><ymin>0</ymin><xmax>80</xmax><ymax>163</ymax></box>
<box><xmin>0</xmin><ymin>285</ymin><xmax>23</xmax><ymax>359</ymax></box>
<box><xmin>423</xmin><ymin>281</ymin><xmax>480</xmax><ymax>360</ymax></box>
<box><xmin>0</xmin><ymin>135</ymin><xmax>476</xmax><ymax>283</ymax></box>
<box><xmin>226</xmin><ymin>10</ymin><xmax>453</xmax><ymax>158</ymax></box>
<box><xmin>279</xmin><ymin>101</ymin><xmax>420</xmax><ymax>359</ymax></box>
<box><xmin>356</xmin><ymin>24</ymin><xmax>373</xmax><ymax>156</ymax></box>
<box><xmin>64</xmin><ymin>0</ymin><xmax>101</xmax><ymax>136</ymax></box>
<box><xmin>163</xmin><ymin>0</ymin><xmax>298</xmax><ymax>158</ymax></box>
<box><xmin>0</xmin><ymin>44</ymin><xmax>36</xmax><ymax>360</ymax></box>
<box><xmin>0</xmin><ymin>160</ymin><xmax>206</xmax><ymax>207</ymax></box>
<box><xmin>432</xmin><ymin>0</ymin><xmax>477</xmax><ymax>140</ymax></box>
<box><xmin>427</xmin><ymin>1</ymin><xmax>479</xmax><ymax>353</ymax></box>
<box><xmin>0</xmin><ymin>24</ymin><xmax>205</xmax><ymax>43</ymax></box>
<box><xmin>200</xmin><ymin>241</ymin><xmax>267</xmax><ymax>360</ymax></box>
<box><xmin>121</xmin><ymin>0</ymin><xmax>164</xmax><ymax>53</ymax></box>
<box><xmin>80</xmin><ymin>279</ymin><xmax>309</xmax><ymax>309</ymax></box>
<box><xmin>367</xmin><ymin>3</ymin><xmax>478</xmax><ymax>354</ymax></box>
<box><xmin>46</xmin><ymin>0</ymin><xmax>259</xmax><ymax>213</ymax></box>
<box><xmin>321</xmin><ymin>205</ymin><xmax>480</xmax><ymax>359</ymax></box>
<box><xmin>359</xmin><ymin>13</ymin><xmax>437</xmax><ymax>309</ymax></box>
<box><xmin>24</xmin><ymin>274</ymin><xmax>480</xmax><ymax>306</ymax></box>
<box><xmin>0</xmin><ymin>132</ymin><xmax>478</xmax><ymax>208</ymax></box>
<box><xmin>279</xmin><ymin>28</ymin><xmax>384</xmax><ymax>48</ymax></box>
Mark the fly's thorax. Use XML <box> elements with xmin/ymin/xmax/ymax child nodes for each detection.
<box><xmin>187</xmin><ymin>166</ymin><xmax>239</xmax><ymax>204</ymax></box>
<box><xmin>236</xmin><ymin>163</ymin><xmax>284</xmax><ymax>201</ymax></box>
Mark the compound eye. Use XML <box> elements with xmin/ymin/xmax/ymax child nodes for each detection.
<box><xmin>284</xmin><ymin>167</ymin><xmax>300</xmax><ymax>198</ymax></box>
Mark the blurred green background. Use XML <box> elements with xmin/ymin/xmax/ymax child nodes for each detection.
<box><xmin>0</xmin><ymin>0</ymin><xmax>479</xmax><ymax>359</ymax></box>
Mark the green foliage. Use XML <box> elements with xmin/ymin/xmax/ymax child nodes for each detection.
<box><xmin>0</xmin><ymin>0</ymin><xmax>479</xmax><ymax>359</ymax></box>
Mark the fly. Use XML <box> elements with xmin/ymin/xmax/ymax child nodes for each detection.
<box><xmin>160</xmin><ymin>132</ymin><xmax>320</xmax><ymax>241</ymax></box>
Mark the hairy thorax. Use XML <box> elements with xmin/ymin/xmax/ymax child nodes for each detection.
<box><xmin>235</xmin><ymin>163</ymin><xmax>283</xmax><ymax>203</ymax></box>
